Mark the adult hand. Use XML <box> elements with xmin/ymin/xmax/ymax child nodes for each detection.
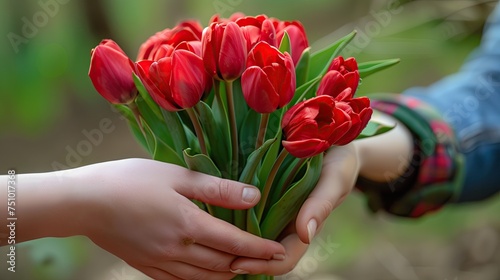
<box><xmin>79</xmin><ymin>159</ymin><xmax>287</xmax><ymax>279</ymax></box>
<box><xmin>4</xmin><ymin>158</ymin><xmax>285</xmax><ymax>280</ymax></box>
<box><xmin>230</xmin><ymin>112</ymin><xmax>413</xmax><ymax>276</ymax></box>
<box><xmin>230</xmin><ymin>144</ymin><xmax>360</xmax><ymax>275</ymax></box>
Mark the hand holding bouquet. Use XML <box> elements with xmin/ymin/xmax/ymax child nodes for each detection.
<box><xmin>89</xmin><ymin>13</ymin><xmax>396</xmax><ymax>279</ymax></box>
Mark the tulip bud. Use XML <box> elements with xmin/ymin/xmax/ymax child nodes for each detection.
<box><xmin>137</xmin><ymin>20</ymin><xmax>203</xmax><ymax>61</ymax></box>
<box><xmin>236</xmin><ymin>16</ymin><xmax>277</xmax><ymax>50</ymax></box>
<box><xmin>89</xmin><ymin>39</ymin><xmax>137</xmax><ymax>104</ymax></box>
<box><xmin>202</xmin><ymin>22</ymin><xmax>247</xmax><ymax>81</ymax></box>
<box><xmin>241</xmin><ymin>42</ymin><xmax>296</xmax><ymax>114</ymax></box>
<box><xmin>334</xmin><ymin>97</ymin><xmax>373</xmax><ymax>145</ymax></box>
<box><xmin>274</xmin><ymin>20</ymin><xmax>309</xmax><ymax>66</ymax></box>
<box><xmin>318</xmin><ymin>56</ymin><xmax>360</xmax><ymax>99</ymax></box>
<box><xmin>135</xmin><ymin>49</ymin><xmax>209</xmax><ymax>111</ymax></box>
<box><xmin>282</xmin><ymin>95</ymin><xmax>352</xmax><ymax>158</ymax></box>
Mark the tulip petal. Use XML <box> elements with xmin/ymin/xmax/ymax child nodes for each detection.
<box><xmin>202</xmin><ymin>24</ymin><xmax>219</xmax><ymax>79</ymax></box>
<box><xmin>219</xmin><ymin>22</ymin><xmax>247</xmax><ymax>81</ymax></box>
<box><xmin>242</xmin><ymin>66</ymin><xmax>280</xmax><ymax>113</ymax></box>
<box><xmin>344</xmin><ymin>57</ymin><xmax>358</xmax><ymax>71</ymax></box>
<box><xmin>282</xmin><ymin>139</ymin><xmax>331</xmax><ymax>158</ymax></box>
<box><xmin>328</xmin><ymin>56</ymin><xmax>343</xmax><ymax>72</ymax></box>
<box><xmin>317</xmin><ymin>70</ymin><xmax>348</xmax><ymax>99</ymax></box>
<box><xmin>344</xmin><ymin>71</ymin><xmax>360</xmax><ymax>93</ymax></box>
<box><xmin>260</xmin><ymin>19</ymin><xmax>277</xmax><ymax>47</ymax></box>
<box><xmin>148</xmin><ymin>59</ymin><xmax>182</xmax><ymax>111</ymax></box>
<box><xmin>282</xmin><ymin>101</ymin><xmax>305</xmax><ymax>129</ymax></box>
<box><xmin>277</xmin><ymin>54</ymin><xmax>296</xmax><ymax>108</ymax></box>
<box><xmin>279</xmin><ymin>23</ymin><xmax>308</xmax><ymax>65</ymax></box>
<box><xmin>89</xmin><ymin>42</ymin><xmax>136</xmax><ymax>104</ymax></box>
<box><xmin>170</xmin><ymin>50</ymin><xmax>206</xmax><ymax>109</ymax></box>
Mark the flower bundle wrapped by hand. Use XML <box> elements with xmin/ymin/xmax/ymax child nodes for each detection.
<box><xmin>89</xmin><ymin>13</ymin><xmax>397</xmax><ymax>279</ymax></box>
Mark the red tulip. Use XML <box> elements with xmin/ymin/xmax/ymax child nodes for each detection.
<box><xmin>335</xmin><ymin>95</ymin><xmax>373</xmax><ymax>145</ymax></box>
<box><xmin>241</xmin><ymin>42</ymin><xmax>296</xmax><ymax>114</ymax></box>
<box><xmin>318</xmin><ymin>56</ymin><xmax>360</xmax><ymax>98</ymax></box>
<box><xmin>89</xmin><ymin>39</ymin><xmax>137</xmax><ymax>104</ymax></box>
<box><xmin>235</xmin><ymin>15</ymin><xmax>277</xmax><ymax>51</ymax></box>
<box><xmin>202</xmin><ymin>21</ymin><xmax>247</xmax><ymax>81</ymax></box>
<box><xmin>281</xmin><ymin>95</ymin><xmax>352</xmax><ymax>158</ymax></box>
<box><xmin>137</xmin><ymin>20</ymin><xmax>203</xmax><ymax>61</ymax></box>
<box><xmin>135</xmin><ymin>49</ymin><xmax>209</xmax><ymax>111</ymax></box>
<box><xmin>316</xmin><ymin>56</ymin><xmax>370</xmax><ymax>142</ymax></box>
<box><xmin>273</xmin><ymin>20</ymin><xmax>309</xmax><ymax>66</ymax></box>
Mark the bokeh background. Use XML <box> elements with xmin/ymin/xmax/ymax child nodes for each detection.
<box><xmin>1</xmin><ymin>0</ymin><xmax>499</xmax><ymax>279</ymax></box>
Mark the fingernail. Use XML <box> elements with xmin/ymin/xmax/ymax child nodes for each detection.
<box><xmin>307</xmin><ymin>219</ymin><xmax>317</xmax><ymax>243</ymax></box>
<box><xmin>273</xmin><ymin>253</ymin><xmax>286</xmax><ymax>260</ymax></box>
<box><xmin>242</xmin><ymin>187</ymin><xmax>259</xmax><ymax>203</ymax></box>
<box><xmin>231</xmin><ymin>269</ymin><xmax>249</xmax><ymax>274</ymax></box>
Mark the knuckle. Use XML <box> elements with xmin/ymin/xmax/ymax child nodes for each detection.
<box><xmin>306</xmin><ymin>197</ymin><xmax>335</xmax><ymax>220</ymax></box>
<box><xmin>318</xmin><ymin>198</ymin><xmax>334</xmax><ymax>219</ymax></box>
<box><xmin>209</xmin><ymin>259</ymin><xmax>231</xmax><ymax>271</ymax></box>
<box><xmin>217</xmin><ymin>179</ymin><xmax>233</xmax><ymax>202</ymax></box>
<box><xmin>228</xmin><ymin>241</ymin><xmax>247</xmax><ymax>255</ymax></box>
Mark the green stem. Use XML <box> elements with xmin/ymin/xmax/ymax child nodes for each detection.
<box><xmin>186</xmin><ymin>107</ymin><xmax>208</xmax><ymax>156</ymax></box>
<box><xmin>255</xmin><ymin>113</ymin><xmax>270</xmax><ymax>150</ymax></box>
<box><xmin>280</xmin><ymin>158</ymin><xmax>307</xmax><ymax>196</ymax></box>
<box><xmin>225</xmin><ymin>81</ymin><xmax>239</xmax><ymax>179</ymax></box>
<box><xmin>256</xmin><ymin>149</ymin><xmax>289</xmax><ymax>221</ymax></box>
<box><xmin>128</xmin><ymin>102</ymin><xmax>145</xmax><ymax>135</ymax></box>
<box><xmin>214</xmin><ymin>80</ymin><xmax>223</xmax><ymax>106</ymax></box>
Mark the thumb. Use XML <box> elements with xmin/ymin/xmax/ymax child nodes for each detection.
<box><xmin>296</xmin><ymin>144</ymin><xmax>359</xmax><ymax>244</ymax></box>
<box><xmin>174</xmin><ymin>170</ymin><xmax>261</xmax><ymax>210</ymax></box>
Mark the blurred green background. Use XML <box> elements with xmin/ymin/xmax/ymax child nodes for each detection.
<box><xmin>0</xmin><ymin>0</ymin><xmax>499</xmax><ymax>279</ymax></box>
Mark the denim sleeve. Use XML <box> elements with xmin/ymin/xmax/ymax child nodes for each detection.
<box><xmin>404</xmin><ymin>3</ymin><xmax>500</xmax><ymax>202</ymax></box>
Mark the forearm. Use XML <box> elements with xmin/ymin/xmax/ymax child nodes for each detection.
<box><xmin>0</xmin><ymin>169</ymin><xmax>92</xmax><ymax>244</ymax></box>
<box><xmin>354</xmin><ymin>110</ymin><xmax>414</xmax><ymax>183</ymax></box>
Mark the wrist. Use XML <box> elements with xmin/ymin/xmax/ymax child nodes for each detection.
<box><xmin>354</xmin><ymin>111</ymin><xmax>413</xmax><ymax>183</ymax></box>
<box><xmin>15</xmin><ymin>168</ymin><xmax>97</xmax><ymax>242</ymax></box>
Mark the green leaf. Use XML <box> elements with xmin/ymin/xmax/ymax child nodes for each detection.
<box><xmin>153</xmin><ymin>133</ymin><xmax>185</xmax><ymax>166</ymax></box>
<box><xmin>196</xmin><ymin>102</ymin><xmax>231</xmax><ymax>174</ymax></box>
<box><xmin>269</xmin><ymin>157</ymin><xmax>303</xmax><ymax>205</ymax></box>
<box><xmin>141</xmin><ymin>121</ymin><xmax>185</xmax><ymax>166</ymax></box>
<box><xmin>231</xmin><ymin>79</ymin><xmax>250</xmax><ymax>129</ymax></box>
<box><xmin>133</xmin><ymin>74</ymin><xmax>162</xmax><ymax>120</ymax></box>
<box><xmin>295</xmin><ymin>47</ymin><xmax>311</xmax><ymax>87</ymax></box>
<box><xmin>356</xmin><ymin>120</ymin><xmax>395</xmax><ymax>140</ymax></box>
<box><xmin>279</xmin><ymin>31</ymin><xmax>291</xmax><ymax>55</ymax></box>
<box><xmin>239</xmin><ymin>138</ymin><xmax>276</xmax><ymax>184</ymax></box>
<box><xmin>308</xmin><ymin>30</ymin><xmax>356</xmax><ymax>80</ymax></box>
<box><xmin>183</xmin><ymin>148</ymin><xmax>222</xmax><ymax>177</ymax></box>
<box><xmin>261</xmin><ymin>154</ymin><xmax>323</xmax><ymax>240</ymax></box>
<box><xmin>139</xmin><ymin>118</ymin><xmax>156</xmax><ymax>155</ymax></box>
<box><xmin>358</xmin><ymin>59</ymin><xmax>400</xmax><ymax>78</ymax></box>
<box><xmin>257</xmin><ymin>105</ymin><xmax>287</xmax><ymax>186</ymax></box>
<box><xmin>113</xmin><ymin>104</ymin><xmax>148</xmax><ymax>150</ymax></box>
<box><xmin>183</xmin><ymin>123</ymin><xmax>201</xmax><ymax>154</ymax></box>
<box><xmin>161</xmin><ymin>109</ymin><xmax>189</xmax><ymax>157</ymax></box>
<box><xmin>246</xmin><ymin>208</ymin><xmax>262</xmax><ymax>237</ymax></box>
<box><xmin>257</xmin><ymin>131</ymin><xmax>282</xmax><ymax>193</ymax></box>
<box><xmin>290</xmin><ymin>75</ymin><xmax>322</xmax><ymax>105</ymax></box>
<box><xmin>212</xmin><ymin>82</ymin><xmax>233</xmax><ymax>179</ymax></box>
<box><xmin>239</xmin><ymin>109</ymin><xmax>261</xmax><ymax>161</ymax></box>
<box><xmin>183</xmin><ymin>149</ymin><xmax>232</xmax><ymax>223</ymax></box>
<box><xmin>135</xmin><ymin>96</ymin><xmax>177</xmax><ymax>150</ymax></box>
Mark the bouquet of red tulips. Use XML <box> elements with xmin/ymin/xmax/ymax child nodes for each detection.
<box><xmin>89</xmin><ymin>13</ymin><xmax>396</xmax><ymax>279</ymax></box>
